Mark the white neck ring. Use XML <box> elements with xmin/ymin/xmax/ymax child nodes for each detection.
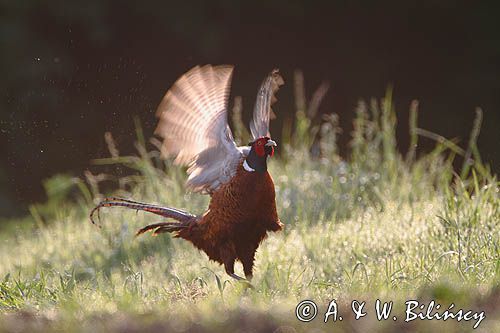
<box><xmin>243</xmin><ymin>159</ymin><xmax>255</xmax><ymax>172</ymax></box>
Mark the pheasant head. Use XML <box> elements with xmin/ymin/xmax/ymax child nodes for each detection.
<box><xmin>244</xmin><ymin>137</ymin><xmax>277</xmax><ymax>173</ymax></box>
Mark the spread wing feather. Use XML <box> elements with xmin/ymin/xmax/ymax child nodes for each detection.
<box><xmin>250</xmin><ymin>69</ymin><xmax>284</xmax><ymax>140</ymax></box>
<box><xmin>155</xmin><ymin>65</ymin><xmax>244</xmax><ymax>194</ymax></box>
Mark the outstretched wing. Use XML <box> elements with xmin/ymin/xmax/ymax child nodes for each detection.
<box><xmin>249</xmin><ymin>69</ymin><xmax>284</xmax><ymax>139</ymax></box>
<box><xmin>155</xmin><ymin>65</ymin><xmax>244</xmax><ymax>193</ymax></box>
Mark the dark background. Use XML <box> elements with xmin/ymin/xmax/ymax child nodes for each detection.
<box><xmin>1</xmin><ymin>0</ymin><xmax>499</xmax><ymax>218</ymax></box>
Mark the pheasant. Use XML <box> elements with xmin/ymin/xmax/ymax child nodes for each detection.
<box><xmin>90</xmin><ymin>65</ymin><xmax>284</xmax><ymax>281</ymax></box>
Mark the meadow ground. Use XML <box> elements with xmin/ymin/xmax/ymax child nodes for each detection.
<box><xmin>0</xmin><ymin>92</ymin><xmax>498</xmax><ymax>332</ymax></box>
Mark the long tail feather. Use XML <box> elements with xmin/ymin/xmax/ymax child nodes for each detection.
<box><xmin>135</xmin><ymin>221</ymin><xmax>188</xmax><ymax>236</ymax></box>
<box><xmin>90</xmin><ymin>197</ymin><xmax>196</xmax><ymax>227</ymax></box>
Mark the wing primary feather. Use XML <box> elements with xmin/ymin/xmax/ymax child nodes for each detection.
<box><xmin>155</xmin><ymin>65</ymin><xmax>245</xmax><ymax>193</ymax></box>
<box><xmin>250</xmin><ymin>69</ymin><xmax>284</xmax><ymax>140</ymax></box>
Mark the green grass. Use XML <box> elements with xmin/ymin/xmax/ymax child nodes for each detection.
<box><xmin>0</xmin><ymin>89</ymin><xmax>498</xmax><ymax>332</ymax></box>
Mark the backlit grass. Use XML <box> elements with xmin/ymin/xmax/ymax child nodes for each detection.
<box><xmin>0</xmin><ymin>87</ymin><xmax>498</xmax><ymax>332</ymax></box>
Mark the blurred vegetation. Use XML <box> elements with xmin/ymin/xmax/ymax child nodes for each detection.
<box><xmin>1</xmin><ymin>0</ymin><xmax>500</xmax><ymax>218</ymax></box>
<box><xmin>0</xmin><ymin>72</ymin><xmax>498</xmax><ymax>331</ymax></box>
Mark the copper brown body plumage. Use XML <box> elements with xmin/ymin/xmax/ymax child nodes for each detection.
<box><xmin>91</xmin><ymin>65</ymin><xmax>284</xmax><ymax>280</ymax></box>
<box><xmin>177</xmin><ymin>162</ymin><xmax>283</xmax><ymax>279</ymax></box>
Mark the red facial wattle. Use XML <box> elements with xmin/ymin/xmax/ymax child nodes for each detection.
<box><xmin>253</xmin><ymin>137</ymin><xmax>275</xmax><ymax>157</ymax></box>
<box><xmin>255</xmin><ymin>143</ymin><xmax>266</xmax><ymax>157</ymax></box>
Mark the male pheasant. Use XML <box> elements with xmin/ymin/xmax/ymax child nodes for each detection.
<box><xmin>91</xmin><ymin>65</ymin><xmax>284</xmax><ymax>280</ymax></box>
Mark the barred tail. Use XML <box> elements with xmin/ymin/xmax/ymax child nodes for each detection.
<box><xmin>135</xmin><ymin>221</ymin><xmax>192</xmax><ymax>236</ymax></box>
<box><xmin>90</xmin><ymin>197</ymin><xmax>197</xmax><ymax>236</ymax></box>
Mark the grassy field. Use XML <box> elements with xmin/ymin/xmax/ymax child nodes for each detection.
<box><xmin>0</xmin><ymin>88</ymin><xmax>498</xmax><ymax>332</ymax></box>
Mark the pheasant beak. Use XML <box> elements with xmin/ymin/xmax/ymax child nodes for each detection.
<box><xmin>265</xmin><ymin>140</ymin><xmax>277</xmax><ymax>147</ymax></box>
